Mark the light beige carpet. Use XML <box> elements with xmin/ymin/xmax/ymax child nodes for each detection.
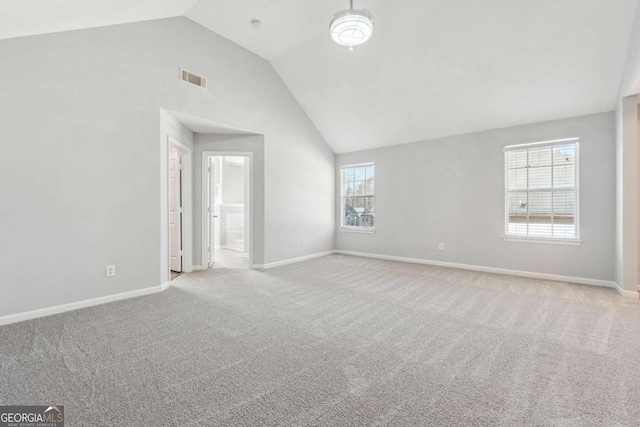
<box><xmin>1</xmin><ymin>254</ymin><xmax>639</xmax><ymax>426</ymax></box>
<box><xmin>212</xmin><ymin>248</ymin><xmax>249</xmax><ymax>269</ymax></box>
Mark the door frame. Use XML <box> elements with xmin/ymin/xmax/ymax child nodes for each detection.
<box><xmin>168</xmin><ymin>136</ymin><xmax>193</xmax><ymax>275</ymax></box>
<box><xmin>201</xmin><ymin>151</ymin><xmax>254</xmax><ymax>268</ymax></box>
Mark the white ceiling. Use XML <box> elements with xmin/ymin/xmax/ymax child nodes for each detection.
<box><xmin>0</xmin><ymin>0</ymin><xmax>199</xmax><ymax>40</ymax></box>
<box><xmin>1</xmin><ymin>0</ymin><xmax>636</xmax><ymax>153</ymax></box>
<box><xmin>270</xmin><ymin>0</ymin><xmax>638</xmax><ymax>152</ymax></box>
<box><xmin>186</xmin><ymin>0</ymin><xmax>381</xmax><ymax>60</ymax></box>
<box><xmin>167</xmin><ymin>110</ymin><xmax>256</xmax><ymax>134</ymax></box>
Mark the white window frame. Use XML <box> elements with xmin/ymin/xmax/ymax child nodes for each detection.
<box><xmin>504</xmin><ymin>138</ymin><xmax>582</xmax><ymax>246</ymax></box>
<box><xmin>340</xmin><ymin>163</ymin><xmax>375</xmax><ymax>233</ymax></box>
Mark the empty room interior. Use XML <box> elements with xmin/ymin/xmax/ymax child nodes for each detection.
<box><xmin>2</xmin><ymin>0</ymin><xmax>640</xmax><ymax>425</ymax></box>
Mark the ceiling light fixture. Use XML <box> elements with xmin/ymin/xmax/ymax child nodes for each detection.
<box><xmin>330</xmin><ymin>0</ymin><xmax>374</xmax><ymax>51</ymax></box>
<box><xmin>250</xmin><ymin>19</ymin><xmax>262</xmax><ymax>29</ymax></box>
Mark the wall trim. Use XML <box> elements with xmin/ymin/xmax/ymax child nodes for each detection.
<box><xmin>251</xmin><ymin>251</ymin><xmax>335</xmax><ymax>270</ymax></box>
<box><xmin>4</xmin><ymin>250</ymin><xmax>634</xmax><ymax>327</ymax></box>
<box><xmin>615</xmin><ymin>282</ymin><xmax>640</xmax><ymax>299</ymax></box>
<box><xmin>191</xmin><ymin>265</ymin><xmax>204</xmax><ymax>271</ymax></box>
<box><xmin>0</xmin><ymin>285</ymin><xmax>168</xmax><ymax>327</ymax></box>
<box><xmin>249</xmin><ymin>249</ymin><xmax>630</xmax><ymax>297</ymax></box>
<box><xmin>334</xmin><ymin>250</ymin><xmax>620</xmax><ymax>290</ymax></box>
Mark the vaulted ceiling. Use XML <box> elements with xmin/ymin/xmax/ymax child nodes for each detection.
<box><xmin>186</xmin><ymin>0</ymin><xmax>382</xmax><ymax>60</ymax></box>
<box><xmin>0</xmin><ymin>0</ymin><xmax>198</xmax><ymax>40</ymax></box>
<box><xmin>1</xmin><ymin>0</ymin><xmax>637</xmax><ymax>153</ymax></box>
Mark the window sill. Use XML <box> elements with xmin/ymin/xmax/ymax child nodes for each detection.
<box><xmin>340</xmin><ymin>227</ymin><xmax>375</xmax><ymax>234</ymax></box>
<box><xmin>503</xmin><ymin>236</ymin><xmax>583</xmax><ymax>246</ymax></box>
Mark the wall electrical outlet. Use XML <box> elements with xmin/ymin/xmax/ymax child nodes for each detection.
<box><xmin>438</xmin><ymin>243</ymin><xmax>445</xmax><ymax>251</ymax></box>
<box><xmin>106</xmin><ymin>265</ymin><xmax>116</xmax><ymax>277</ymax></box>
<box><xmin>301</xmin><ymin>239</ymin><xmax>306</xmax><ymax>247</ymax></box>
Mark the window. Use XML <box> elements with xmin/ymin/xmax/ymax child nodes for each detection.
<box><xmin>505</xmin><ymin>139</ymin><xmax>579</xmax><ymax>242</ymax></box>
<box><xmin>341</xmin><ymin>163</ymin><xmax>375</xmax><ymax>231</ymax></box>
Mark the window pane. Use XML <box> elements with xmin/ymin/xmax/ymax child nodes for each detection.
<box><xmin>553</xmin><ymin>164</ymin><xmax>575</xmax><ymax>188</ymax></box>
<box><xmin>528</xmin><ymin>147</ymin><xmax>552</xmax><ymax>167</ymax></box>
<box><xmin>353</xmin><ymin>167</ymin><xmax>366</xmax><ymax>182</ymax></box>
<box><xmin>553</xmin><ymin>191</ymin><xmax>576</xmax><ymax>215</ymax></box>
<box><xmin>343</xmin><ymin>197</ymin><xmax>358</xmax><ymax>226</ymax></box>
<box><xmin>364</xmin><ymin>196</ymin><xmax>374</xmax><ymax>211</ymax></box>
<box><xmin>362</xmin><ymin>196</ymin><xmax>374</xmax><ymax>227</ymax></box>
<box><xmin>365</xmin><ymin>165</ymin><xmax>374</xmax><ymax>181</ymax></box>
<box><xmin>527</xmin><ymin>192</ymin><xmax>552</xmax><ymax>237</ymax></box>
<box><xmin>344</xmin><ymin>197</ymin><xmax>355</xmax><ymax>209</ymax></box>
<box><xmin>552</xmin><ymin>144</ymin><xmax>575</xmax><ymax>165</ymax></box>
<box><xmin>508</xmin><ymin>192</ymin><xmax>528</xmax><ymax>215</ymax></box>
<box><xmin>528</xmin><ymin>192</ymin><xmax>552</xmax><ymax>215</ymax></box>
<box><xmin>507</xmin><ymin>192</ymin><xmax>528</xmax><ymax>235</ymax></box>
<box><xmin>364</xmin><ymin>177</ymin><xmax>374</xmax><ymax>195</ymax></box>
<box><xmin>353</xmin><ymin>179</ymin><xmax>364</xmax><ymax>196</ymax></box>
<box><xmin>528</xmin><ymin>166</ymin><xmax>552</xmax><ymax>189</ymax></box>
<box><xmin>505</xmin><ymin>141</ymin><xmax>578</xmax><ymax>240</ymax></box>
<box><xmin>344</xmin><ymin>180</ymin><xmax>355</xmax><ymax>195</ymax></box>
<box><xmin>508</xmin><ymin>168</ymin><xmax>527</xmax><ymax>190</ymax></box>
<box><xmin>509</xmin><ymin>150</ymin><xmax>527</xmax><ymax>169</ymax></box>
<box><xmin>528</xmin><ymin>222</ymin><xmax>552</xmax><ymax>237</ymax></box>
<box><xmin>553</xmin><ymin>215</ymin><xmax>576</xmax><ymax>239</ymax></box>
<box><xmin>342</xmin><ymin>165</ymin><xmax>375</xmax><ymax>229</ymax></box>
<box><xmin>344</xmin><ymin>168</ymin><xmax>354</xmax><ymax>182</ymax></box>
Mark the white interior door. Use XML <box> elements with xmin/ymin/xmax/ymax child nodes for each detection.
<box><xmin>207</xmin><ymin>156</ymin><xmax>216</xmax><ymax>267</ymax></box>
<box><xmin>169</xmin><ymin>147</ymin><xmax>182</xmax><ymax>272</ymax></box>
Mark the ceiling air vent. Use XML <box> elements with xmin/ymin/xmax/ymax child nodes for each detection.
<box><xmin>181</xmin><ymin>69</ymin><xmax>207</xmax><ymax>89</ymax></box>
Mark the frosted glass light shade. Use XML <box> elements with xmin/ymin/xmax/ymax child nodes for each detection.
<box><xmin>330</xmin><ymin>9</ymin><xmax>374</xmax><ymax>49</ymax></box>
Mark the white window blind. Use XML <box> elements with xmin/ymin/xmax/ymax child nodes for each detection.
<box><xmin>341</xmin><ymin>163</ymin><xmax>375</xmax><ymax>231</ymax></box>
<box><xmin>504</xmin><ymin>139</ymin><xmax>579</xmax><ymax>241</ymax></box>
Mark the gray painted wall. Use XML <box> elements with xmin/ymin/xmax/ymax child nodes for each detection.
<box><xmin>0</xmin><ymin>17</ymin><xmax>334</xmax><ymax>317</ymax></box>
<box><xmin>222</xmin><ymin>161</ymin><xmax>245</xmax><ymax>205</ymax></box>
<box><xmin>336</xmin><ymin>113</ymin><xmax>615</xmax><ymax>281</ymax></box>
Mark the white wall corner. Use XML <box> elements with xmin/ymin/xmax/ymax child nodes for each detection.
<box><xmin>616</xmin><ymin>96</ymin><xmax>639</xmax><ymax>294</ymax></box>
<box><xmin>616</xmin><ymin>282</ymin><xmax>640</xmax><ymax>299</ymax></box>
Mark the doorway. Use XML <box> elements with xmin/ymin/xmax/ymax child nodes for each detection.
<box><xmin>203</xmin><ymin>153</ymin><xmax>252</xmax><ymax>269</ymax></box>
<box><xmin>167</xmin><ymin>137</ymin><xmax>193</xmax><ymax>281</ymax></box>
<box><xmin>169</xmin><ymin>146</ymin><xmax>183</xmax><ymax>279</ymax></box>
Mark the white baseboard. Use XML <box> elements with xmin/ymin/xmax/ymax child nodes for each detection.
<box><xmin>0</xmin><ymin>284</ymin><xmax>168</xmax><ymax>327</ymax></box>
<box><xmin>251</xmin><ymin>251</ymin><xmax>335</xmax><ymax>270</ymax></box>
<box><xmin>616</xmin><ymin>282</ymin><xmax>640</xmax><ymax>299</ymax></box>
<box><xmin>334</xmin><ymin>250</ymin><xmax>619</xmax><ymax>290</ymax></box>
<box><xmin>191</xmin><ymin>265</ymin><xmax>205</xmax><ymax>271</ymax></box>
<box><xmin>3</xmin><ymin>250</ymin><xmax>634</xmax><ymax>328</ymax></box>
